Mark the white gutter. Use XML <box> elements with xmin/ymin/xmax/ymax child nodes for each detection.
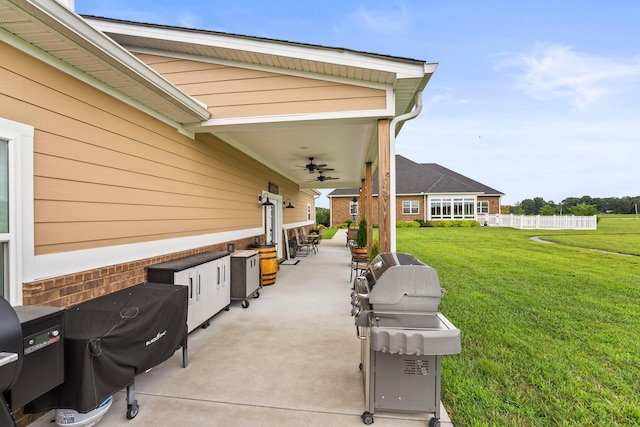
<box><xmin>388</xmin><ymin>91</ymin><xmax>423</xmax><ymax>252</ymax></box>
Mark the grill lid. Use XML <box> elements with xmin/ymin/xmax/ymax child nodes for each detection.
<box><xmin>365</xmin><ymin>253</ymin><xmax>444</xmax><ymax>307</ymax></box>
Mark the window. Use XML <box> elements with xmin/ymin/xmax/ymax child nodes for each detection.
<box><xmin>477</xmin><ymin>201</ymin><xmax>489</xmax><ymax>214</ymax></box>
<box><xmin>307</xmin><ymin>203</ymin><xmax>312</xmax><ymax>221</ymax></box>
<box><xmin>430</xmin><ymin>196</ymin><xmax>476</xmax><ymax>220</ymax></box>
<box><xmin>0</xmin><ymin>117</ymin><xmax>33</xmax><ymax>304</ymax></box>
<box><xmin>402</xmin><ymin>200</ymin><xmax>419</xmax><ymax>215</ymax></box>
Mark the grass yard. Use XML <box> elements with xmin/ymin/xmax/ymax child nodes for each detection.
<box><xmin>396</xmin><ymin>216</ymin><xmax>640</xmax><ymax>426</ymax></box>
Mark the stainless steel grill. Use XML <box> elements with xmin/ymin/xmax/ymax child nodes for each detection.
<box><xmin>350</xmin><ymin>252</ymin><xmax>461</xmax><ymax>427</ymax></box>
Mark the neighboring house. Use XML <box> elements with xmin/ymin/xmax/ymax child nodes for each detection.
<box><xmin>328</xmin><ymin>155</ymin><xmax>504</xmax><ymax>226</ymax></box>
<box><xmin>0</xmin><ymin>3</ymin><xmax>433</xmax><ymax>318</ymax></box>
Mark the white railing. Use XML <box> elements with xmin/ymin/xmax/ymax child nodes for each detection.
<box><xmin>485</xmin><ymin>214</ymin><xmax>597</xmax><ymax>230</ymax></box>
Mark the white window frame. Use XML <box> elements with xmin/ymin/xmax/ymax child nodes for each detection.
<box><xmin>430</xmin><ymin>196</ymin><xmax>477</xmax><ymax>221</ymax></box>
<box><xmin>307</xmin><ymin>203</ymin><xmax>312</xmax><ymax>221</ymax></box>
<box><xmin>477</xmin><ymin>200</ymin><xmax>489</xmax><ymax>214</ymax></box>
<box><xmin>0</xmin><ymin>117</ymin><xmax>34</xmax><ymax>305</ymax></box>
<box><xmin>402</xmin><ymin>200</ymin><xmax>419</xmax><ymax>215</ymax></box>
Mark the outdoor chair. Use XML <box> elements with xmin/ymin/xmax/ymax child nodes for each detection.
<box><xmin>346</xmin><ymin>227</ymin><xmax>358</xmax><ymax>247</ymax></box>
<box><xmin>293</xmin><ymin>229</ymin><xmax>313</xmax><ymax>256</ymax></box>
<box><xmin>350</xmin><ymin>249</ymin><xmax>369</xmax><ymax>282</ymax></box>
<box><xmin>299</xmin><ymin>227</ymin><xmax>319</xmax><ymax>253</ymax></box>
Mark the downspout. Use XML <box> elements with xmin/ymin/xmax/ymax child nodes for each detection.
<box><xmin>388</xmin><ymin>91</ymin><xmax>423</xmax><ymax>252</ymax></box>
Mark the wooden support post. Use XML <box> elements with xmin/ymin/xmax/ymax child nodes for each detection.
<box><xmin>377</xmin><ymin>119</ymin><xmax>391</xmax><ymax>253</ymax></box>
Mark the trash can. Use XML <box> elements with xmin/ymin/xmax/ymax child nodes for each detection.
<box><xmin>288</xmin><ymin>239</ymin><xmax>297</xmax><ymax>258</ymax></box>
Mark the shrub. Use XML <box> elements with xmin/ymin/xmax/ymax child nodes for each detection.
<box><xmin>355</xmin><ymin>217</ymin><xmax>367</xmax><ymax>248</ymax></box>
<box><xmin>427</xmin><ymin>220</ymin><xmax>480</xmax><ymax>228</ymax></box>
<box><xmin>396</xmin><ymin>220</ymin><xmax>421</xmax><ymax>228</ymax></box>
<box><xmin>369</xmin><ymin>238</ymin><xmax>379</xmax><ymax>262</ymax></box>
<box><xmin>570</xmin><ymin>203</ymin><xmax>598</xmax><ymax>216</ymax></box>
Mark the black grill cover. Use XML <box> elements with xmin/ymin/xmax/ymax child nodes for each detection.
<box><xmin>27</xmin><ymin>282</ymin><xmax>187</xmax><ymax>413</ymax></box>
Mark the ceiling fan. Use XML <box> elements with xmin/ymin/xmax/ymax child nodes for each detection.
<box><xmin>309</xmin><ymin>171</ymin><xmax>339</xmax><ymax>182</ymax></box>
<box><xmin>297</xmin><ymin>157</ymin><xmax>334</xmax><ymax>174</ymax></box>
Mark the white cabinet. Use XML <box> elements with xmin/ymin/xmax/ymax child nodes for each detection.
<box><xmin>147</xmin><ymin>252</ymin><xmax>231</xmax><ymax>333</ymax></box>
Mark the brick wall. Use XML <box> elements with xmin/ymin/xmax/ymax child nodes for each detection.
<box><xmin>477</xmin><ymin>195</ymin><xmax>501</xmax><ymax>214</ymax></box>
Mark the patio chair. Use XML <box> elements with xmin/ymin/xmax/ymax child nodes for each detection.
<box><xmin>346</xmin><ymin>227</ymin><xmax>358</xmax><ymax>247</ymax></box>
<box><xmin>298</xmin><ymin>227</ymin><xmax>319</xmax><ymax>253</ymax></box>
<box><xmin>350</xmin><ymin>248</ymin><xmax>369</xmax><ymax>282</ymax></box>
<box><xmin>293</xmin><ymin>229</ymin><xmax>313</xmax><ymax>256</ymax></box>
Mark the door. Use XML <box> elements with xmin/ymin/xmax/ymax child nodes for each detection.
<box><xmin>262</xmin><ymin>193</ymin><xmax>283</xmax><ymax>258</ymax></box>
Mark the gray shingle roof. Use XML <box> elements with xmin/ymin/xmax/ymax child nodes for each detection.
<box><xmin>328</xmin><ymin>155</ymin><xmax>504</xmax><ymax>197</ymax></box>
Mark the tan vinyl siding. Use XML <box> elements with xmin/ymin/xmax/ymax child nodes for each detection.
<box><xmin>1</xmin><ymin>42</ymin><xmax>308</xmax><ymax>256</ymax></box>
<box><xmin>135</xmin><ymin>53</ymin><xmax>387</xmax><ymax>118</ymax></box>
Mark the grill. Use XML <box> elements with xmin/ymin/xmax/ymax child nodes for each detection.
<box><xmin>1</xmin><ymin>300</ymin><xmax>65</xmax><ymax>427</ymax></box>
<box><xmin>350</xmin><ymin>252</ymin><xmax>461</xmax><ymax>427</ymax></box>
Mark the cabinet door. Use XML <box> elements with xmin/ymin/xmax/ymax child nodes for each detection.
<box><xmin>219</xmin><ymin>255</ymin><xmax>231</xmax><ymax>309</ymax></box>
<box><xmin>246</xmin><ymin>254</ymin><xmax>260</xmax><ymax>295</ymax></box>
<box><xmin>174</xmin><ymin>268</ymin><xmax>196</xmax><ymax>332</ymax></box>
<box><xmin>196</xmin><ymin>261</ymin><xmax>215</xmax><ymax>326</ymax></box>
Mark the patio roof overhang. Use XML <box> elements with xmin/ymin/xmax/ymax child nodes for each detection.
<box><xmin>85</xmin><ymin>16</ymin><xmax>436</xmax><ymax>191</ymax></box>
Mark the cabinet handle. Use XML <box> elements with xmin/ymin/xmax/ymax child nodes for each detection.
<box><xmin>217</xmin><ymin>266</ymin><xmax>221</xmax><ymax>284</ymax></box>
<box><xmin>189</xmin><ymin>277</ymin><xmax>193</xmax><ymax>299</ymax></box>
<box><xmin>197</xmin><ymin>274</ymin><xmax>201</xmax><ymax>300</ymax></box>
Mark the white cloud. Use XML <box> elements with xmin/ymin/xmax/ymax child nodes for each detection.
<box><xmin>496</xmin><ymin>44</ymin><xmax>640</xmax><ymax>108</ymax></box>
<box><xmin>344</xmin><ymin>3</ymin><xmax>411</xmax><ymax>34</ymax></box>
<box><xmin>177</xmin><ymin>11</ymin><xmax>200</xmax><ymax>29</ymax></box>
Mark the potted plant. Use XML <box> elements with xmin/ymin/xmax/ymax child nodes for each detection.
<box><xmin>352</xmin><ymin>217</ymin><xmax>368</xmax><ymax>258</ymax></box>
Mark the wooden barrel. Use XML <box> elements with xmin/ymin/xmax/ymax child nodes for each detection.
<box><xmin>251</xmin><ymin>244</ymin><xmax>278</xmax><ymax>286</ymax></box>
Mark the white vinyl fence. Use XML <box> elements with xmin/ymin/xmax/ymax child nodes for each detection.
<box><xmin>485</xmin><ymin>214</ymin><xmax>597</xmax><ymax>230</ymax></box>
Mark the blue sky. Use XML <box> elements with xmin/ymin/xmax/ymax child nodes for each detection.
<box><xmin>76</xmin><ymin>1</ymin><xmax>640</xmax><ymax>207</ymax></box>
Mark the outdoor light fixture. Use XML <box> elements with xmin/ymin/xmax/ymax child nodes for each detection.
<box><xmin>258</xmin><ymin>194</ymin><xmax>274</xmax><ymax>206</ymax></box>
<box><xmin>351</xmin><ymin>196</ymin><xmax>358</xmax><ymax>222</ymax></box>
<box><xmin>285</xmin><ymin>199</ymin><xmax>295</xmax><ymax>208</ymax></box>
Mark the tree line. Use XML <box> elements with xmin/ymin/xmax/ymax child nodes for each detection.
<box><xmin>503</xmin><ymin>196</ymin><xmax>640</xmax><ymax>216</ymax></box>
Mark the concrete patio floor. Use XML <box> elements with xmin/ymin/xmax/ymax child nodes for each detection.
<box><xmin>30</xmin><ymin>229</ymin><xmax>453</xmax><ymax>427</ymax></box>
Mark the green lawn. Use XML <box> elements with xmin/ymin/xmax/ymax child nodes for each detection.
<box><xmin>396</xmin><ymin>217</ymin><xmax>640</xmax><ymax>426</ymax></box>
